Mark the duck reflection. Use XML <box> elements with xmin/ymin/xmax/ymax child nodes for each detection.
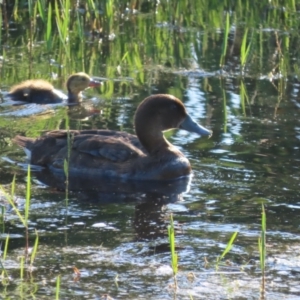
<box><xmin>0</xmin><ymin>97</ymin><xmax>101</xmax><ymax>119</ymax></box>
<box><xmin>34</xmin><ymin>169</ymin><xmax>191</xmax><ymax>241</ymax></box>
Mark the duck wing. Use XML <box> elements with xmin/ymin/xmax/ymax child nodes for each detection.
<box><xmin>71</xmin><ymin>133</ymin><xmax>144</xmax><ymax>162</ymax></box>
<box><xmin>14</xmin><ymin>130</ymin><xmax>146</xmax><ymax>168</ymax></box>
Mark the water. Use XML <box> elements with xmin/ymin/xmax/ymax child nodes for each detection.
<box><xmin>1</xmin><ymin>1</ymin><xmax>300</xmax><ymax>299</ymax></box>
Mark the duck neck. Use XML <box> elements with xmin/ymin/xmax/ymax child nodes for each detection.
<box><xmin>67</xmin><ymin>90</ymin><xmax>81</xmax><ymax>103</ymax></box>
<box><xmin>136</xmin><ymin>126</ymin><xmax>172</xmax><ymax>155</ymax></box>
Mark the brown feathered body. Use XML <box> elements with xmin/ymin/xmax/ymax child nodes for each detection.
<box><xmin>8</xmin><ymin>72</ymin><xmax>101</xmax><ymax>104</ymax></box>
<box><xmin>13</xmin><ymin>94</ymin><xmax>212</xmax><ymax>181</ymax></box>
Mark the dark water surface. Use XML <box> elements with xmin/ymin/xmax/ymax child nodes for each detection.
<box><xmin>1</xmin><ymin>1</ymin><xmax>300</xmax><ymax>299</ymax></box>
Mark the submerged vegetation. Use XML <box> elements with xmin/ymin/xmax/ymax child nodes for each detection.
<box><xmin>0</xmin><ymin>0</ymin><xmax>299</xmax><ymax>299</ymax></box>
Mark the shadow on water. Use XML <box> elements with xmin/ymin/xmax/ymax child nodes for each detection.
<box><xmin>35</xmin><ymin>168</ymin><xmax>191</xmax><ymax>198</ymax></box>
<box><xmin>34</xmin><ymin>169</ymin><xmax>192</xmax><ymax>242</ymax></box>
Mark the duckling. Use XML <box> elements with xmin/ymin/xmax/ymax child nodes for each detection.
<box><xmin>8</xmin><ymin>72</ymin><xmax>101</xmax><ymax>104</ymax></box>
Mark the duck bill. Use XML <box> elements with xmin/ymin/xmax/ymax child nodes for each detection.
<box><xmin>89</xmin><ymin>79</ymin><xmax>102</xmax><ymax>88</ymax></box>
<box><xmin>179</xmin><ymin>114</ymin><xmax>212</xmax><ymax>137</ymax></box>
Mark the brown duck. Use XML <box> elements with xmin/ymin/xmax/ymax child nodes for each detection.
<box><xmin>14</xmin><ymin>94</ymin><xmax>212</xmax><ymax>181</ymax></box>
<box><xmin>8</xmin><ymin>72</ymin><xmax>101</xmax><ymax>104</ymax></box>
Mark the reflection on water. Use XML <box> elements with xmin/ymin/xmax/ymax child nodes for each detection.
<box><xmin>35</xmin><ymin>169</ymin><xmax>192</xmax><ymax>242</ymax></box>
<box><xmin>34</xmin><ymin>169</ymin><xmax>191</xmax><ymax>196</ymax></box>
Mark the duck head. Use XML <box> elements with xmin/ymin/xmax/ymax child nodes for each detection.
<box><xmin>67</xmin><ymin>72</ymin><xmax>101</xmax><ymax>103</ymax></box>
<box><xmin>134</xmin><ymin>94</ymin><xmax>212</xmax><ymax>155</ymax></box>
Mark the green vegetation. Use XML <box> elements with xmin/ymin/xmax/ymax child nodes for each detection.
<box><xmin>259</xmin><ymin>205</ymin><xmax>267</xmax><ymax>298</ymax></box>
<box><xmin>168</xmin><ymin>210</ymin><xmax>267</xmax><ymax>297</ymax></box>
<box><xmin>55</xmin><ymin>275</ymin><xmax>61</xmax><ymax>300</ymax></box>
<box><xmin>215</xmin><ymin>231</ymin><xmax>239</xmax><ymax>269</ymax></box>
<box><xmin>63</xmin><ymin>126</ymin><xmax>73</xmax><ymax>206</ymax></box>
<box><xmin>0</xmin><ymin>167</ymin><xmax>39</xmax><ymax>282</ymax></box>
<box><xmin>0</xmin><ymin>234</ymin><xmax>9</xmax><ymax>281</ymax></box>
<box><xmin>1</xmin><ymin>0</ymin><xmax>299</xmax><ymax>88</ymax></box>
<box><xmin>0</xmin><ymin>0</ymin><xmax>298</xmax><ymax>139</ymax></box>
<box><xmin>220</xmin><ymin>12</ymin><xmax>230</xmax><ymax>68</ymax></box>
<box><xmin>168</xmin><ymin>213</ymin><xmax>178</xmax><ymax>288</ymax></box>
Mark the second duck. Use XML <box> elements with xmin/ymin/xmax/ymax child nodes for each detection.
<box><xmin>8</xmin><ymin>72</ymin><xmax>101</xmax><ymax>104</ymax></box>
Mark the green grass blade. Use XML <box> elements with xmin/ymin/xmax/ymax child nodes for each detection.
<box><xmin>30</xmin><ymin>229</ymin><xmax>39</xmax><ymax>266</ymax></box>
<box><xmin>0</xmin><ymin>205</ymin><xmax>4</xmax><ymax>233</ymax></box>
<box><xmin>259</xmin><ymin>204</ymin><xmax>266</xmax><ymax>298</ymax></box>
<box><xmin>54</xmin><ymin>0</ymin><xmax>69</xmax><ymax>56</ymax></box>
<box><xmin>219</xmin><ymin>231</ymin><xmax>238</xmax><ymax>261</ymax></box>
<box><xmin>0</xmin><ymin>234</ymin><xmax>9</xmax><ymax>278</ymax></box>
<box><xmin>220</xmin><ymin>12</ymin><xmax>230</xmax><ymax>68</ymax></box>
<box><xmin>20</xmin><ymin>256</ymin><xmax>25</xmax><ymax>279</ymax></box>
<box><xmin>0</xmin><ymin>258</ymin><xmax>9</xmax><ymax>279</ymax></box>
<box><xmin>168</xmin><ymin>214</ymin><xmax>178</xmax><ymax>275</ymax></box>
<box><xmin>46</xmin><ymin>2</ymin><xmax>52</xmax><ymax>51</ymax></box>
<box><xmin>25</xmin><ymin>165</ymin><xmax>31</xmax><ymax>226</ymax></box>
<box><xmin>13</xmin><ymin>0</ymin><xmax>19</xmax><ymax>20</ymax></box>
<box><xmin>56</xmin><ymin>275</ymin><xmax>61</xmax><ymax>300</ymax></box>
<box><xmin>240</xmin><ymin>80</ymin><xmax>249</xmax><ymax>116</ymax></box>
<box><xmin>28</xmin><ymin>0</ymin><xmax>33</xmax><ymax>18</ymax></box>
<box><xmin>89</xmin><ymin>0</ymin><xmax>96</xmax><ymax>11</ymax></box>
<box><xmin>63</xmin><ymin>159</ymin><xmax>69</xmax><ymax>177</ymax></box>
<box><xmin>121</xmin><ymin>51</ymin><xmax>129</xmax><ymax>62</ymax></box>
<box><xmin>0</xmin><ymin>185</ymin><xmax>26</xmax><ymax>226</ymax></box>
<box><xmin>37</xmin><ymin>0</ymin><xmax>46</xmax><ymax>23</ymax></box>
<box><xmin>240</xmin><ymin>28</ymin><xmax>248</xmax><ymax>67</ymax></box>
<box><xmin>10</xmin><ymin>174</ymin><xmax>16</xmax><ymax>198</ymax></box>
<box><xmin>54</xmin><ymin>1</ymin><xmax>62</xmax><ymax>29</ymax></box>
<box><xmin>222</xmin><ymin>85</ymin><xmax>227</xmax><ymax>133</ymax></box>
<box><xmin>240</xmin><ymin>28</ymin><xmax>253</xmax><ymax>69</ymax></box>
<box><xmin>3</xmin><ymin>234</ymin><xmax>9</xmax><ymax>260</ymax></box>
<box><xmin>259</xmin><ymin>204</ymin><xmax>266</xmax><ymax>270</ymax></box>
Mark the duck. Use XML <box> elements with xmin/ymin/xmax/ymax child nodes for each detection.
<box><xmin>8</xmin><ymin>72</ymin><xmax>101</xmax><ymax>104</ymax></box>
<box><xmin>13</xmin><ymin>94</ymin><xmax>212</xmax><ymax>181</ymax></box>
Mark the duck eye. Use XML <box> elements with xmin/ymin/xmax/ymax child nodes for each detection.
<box><xmin>170</xmin><ymin>104</ymin><xmax>178</xmax><ymax>110</ymax></box>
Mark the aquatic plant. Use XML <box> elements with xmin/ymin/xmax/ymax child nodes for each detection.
<box><xmin>215</xmin><ymin>231</ymin><xmax>238</xmax><ymax>269</ymax></box>
<box><xmin>55</xmin><ymin>275</ymin><xmax>61</xmax><ymax>300</ymax></box>
<box><xmin>1</xmin><ymin>0</ymin><xmax>298</xmax><ymax>106</ymax></box>
<box><xmin>0</xmin><ymin>176</ymin><xmax>25</xmax><ymax>228</ymax></box>
<box><xmin>63</xmin><ymin>125</ymin><xmax>73</xmax><ymax>207</ymax></box>
<box><xmin>0</xmin><ymin>167</ymin><xmax>39</xmax><ymax>273</ymax></box>
<box><xmin>240</xmin><ymin>80</ymin><xmax>249</xmax><ymax>116</ymax></box>
<box><xmin>240</xmin><ymin>28</ymin><xmax>252</xmax><ymax>71</ymax></box>
<box><xmin>259</xmin><ymin>205</ymin><xmax>266</xmax><ymax>298</ymax></box>
<box><xmin>220</xmin><ymin>12</ymin><xmax>230</xmax><ymax>68</ymax></box>
<box><xmin>0</xmin><ymin>234</ymin><xmax>9</xmax><ymax>282</ymax></box>
<box><xmin>168</xmin><ymin>213</ymin><xmax>178</xmax><ymax>289</ymax></box>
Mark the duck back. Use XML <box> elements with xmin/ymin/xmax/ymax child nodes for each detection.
<box><xmin>8</xmin><ymin>79</ymin><xmax>66</xmax><ymax>104</ymax></box>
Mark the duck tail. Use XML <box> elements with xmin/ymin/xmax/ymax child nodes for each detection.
<box><xmin>13</xmin><ymin>135</ymin><xmax>35</xmax><ymax>149</ymax></box>
<box><xmin>13</xmin><ymin>136</ymin><xmax>35</xmax><ymax>160</ymax></box>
